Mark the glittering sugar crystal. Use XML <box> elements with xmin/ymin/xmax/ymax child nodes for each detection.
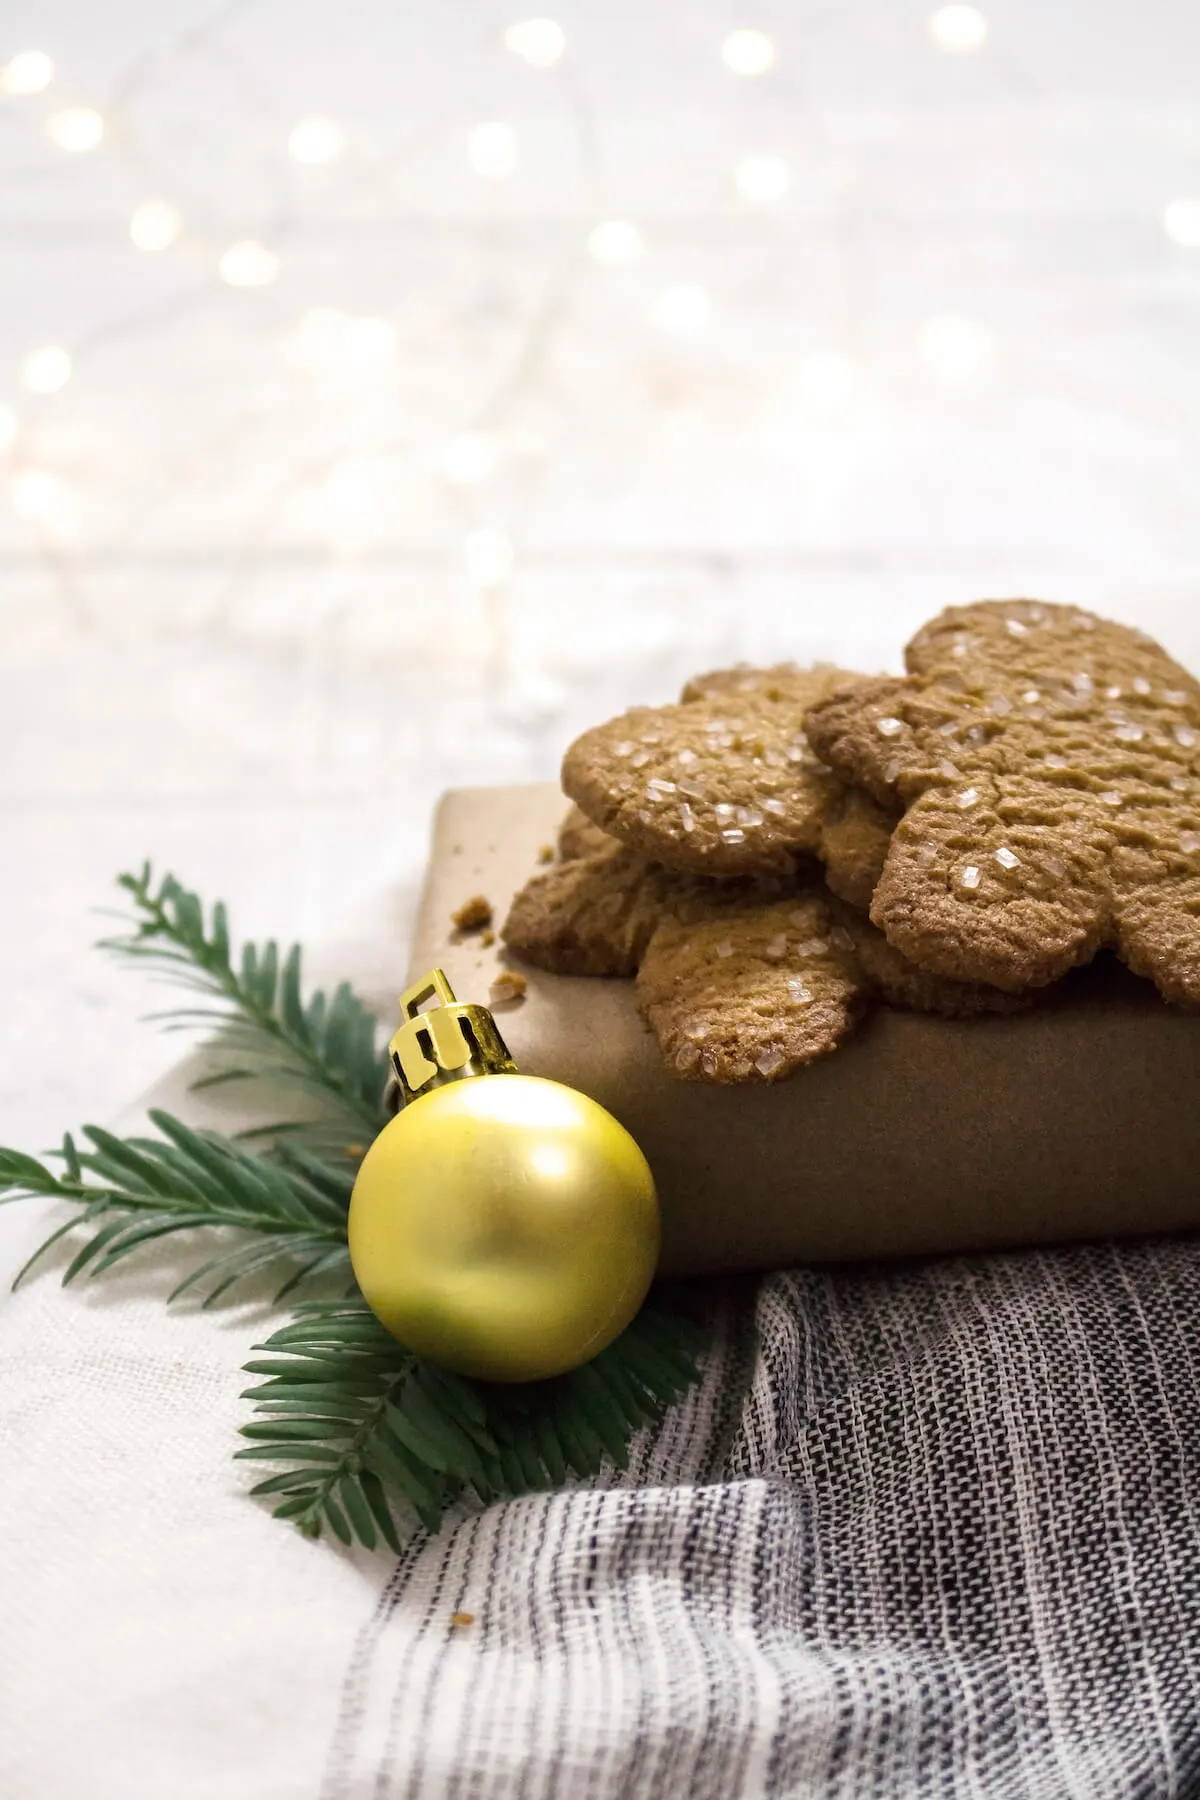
<box><xmin>786</xmin><ymin>979</ymin><xmax>813</xmax><ymax>1005</ymax></box>
<box><xmin>993</xmin><ymin>846</ymin><xmax>1021</xmax><ymax>869</ymax></box>
<box><xmin>1100</xmin><ymin>790</ymin><xmax>1123</xmax><ymax>806</ymax></box>
<box><xmin>714</xmin><ymin>802</ymin><xmax>735</xmax><ymax>822</ymax></box>
<box><xmin>1073</xmin><ymin>673</ymin><xmax>1094</xmax><ymax>696</ymax></box>
<box><xmin>675</xmin><ymin>1044</ymin><xmax>700</xmax><ymax>1072</ymax></box>
<box><xmin>1133</xmin><ymin>677</ymin><xmax>1151</xmax><ymax>696</ymax></box>
<box><xmin>1175</xmin><ymin>726</ymin><xmax>1198</xmax><ymax>749</ymax></box>
<box><xmin>764</xmin><ymin>797</ymin><xmax>787</xmax><ymax>815</ymax></box>
<box><xmin>677</xmin><ymin>748</ymin><xmax>698</xmax><ymax>765</ymax></box>
<box><xmin>679</xmin><ymin>802</ymin><xmax>695</xmax><ymax>832</ymax></box>
<box><xmin>700</xmin><ymin>1048</ymin><xmax>719</xmax><ymax>1077</ymax></box>
<box><xmin>764</xmin><ymin>934</ymin><xmax>788</xmax><ymax>961</ymax></box>
<box><xmin>1181</xmin><ymin>831</ymin><xmax>1200</xmax><ymax>854</ymax></box>
<box><xmin>829</xmin><ymin>925</ymin><xmax>855</xmax><ymax>952</ymax></box>
<box><xmin>755</xmin><ymin>1046</ymin><xmax>787</xmax><ymax>1077</ymax></box>
<box><xmin>917</xmin><ymin>843</ymin><xmax>938</xmax><ymax>866</ymax></box>
<box><xmin>678</xmin><ymin>778</ymin><xmax>707</xmax><ymax>800</ymax></box>
<box><xmin>1044</xmin><ymin>753</ymin><xmax>1068</xmax><ymax>770</ymax></box>
<box><xmin>686</xmin><ymin>1021</ymin><xmax>710</xmax><ymax>1040</ymax></box>
<box><xmin>990</xmin><ymin>694</ymin><xmax>1013</xmax><ymax>715</ymax></box>
<box><xmin>1107</xmin><ymin>685</ymin><xmax>1122</xmax><ymax>700</ymax></box>
<box><xmin>794</xmin><ymin>937</ymin><xmax>829</xmax><ymax>958</ymax></box>
<box><xmin>1006</xmin><ymin>618</ymin><xmax>1028</xmax><ymax>636</ymax></box>
<box><xmin>956</xmin><ymin>787</ymin><xmax>981</xmax><ymax>809</ymax></box>
<box><xmin>1172</xmin><ymin>776</ymin><xmax>1190</xmax><ymax>792</ymax></box>
<box><xmin>715</xmin><ymin>939</ymin><xmax>734</xmax><ymax>958</ymax></box>
<box><xmin>630</xmin><ymin>749</ymin><xmax>651</xmax><ymax>768</ymax></box>
<box><xmin>1113</xmin><ymin>723</ymin><xmax>1144</xmax><ymax>742</ymax></box>
<box><xmin>940</xmin><ymin>759</ymin><xmax>961</xmax><ymax>779</ymax></box>
<box><xmin>939</xmin><ymin>720</ymin><xmax>959</xmax><ymax>736</ymax></box>
<box><xmin>1022</xmin><ymin>689</ymin><xmax>1041</xmax><ymax>705</ymax></box>
<box><xmin>735</xmin><ymin>806</ymin><xmax>763</xmax><ymax>828</ymax></box>
<box><xmin>876</xmin><ymin>716</ymin><xmax>904</xmax><ymax>737</ymax></box>
<box><xmin>960</xmin><ymin>864</ymin><xmax>982</xmax><ymax>890</ymax></box>
<box><xmin>1041</xmin><ymin>854</ymin><xmax>1066</xmax><ymax>878</ymax></box>
<box><xmin>721</xmin><ymin>827</ymin><xmax>745</xmax><ymax>844</ymax></box>
<box><xmin>883</xmin><ymin>759</ymin><xmax>902</xmax><ymax>783</ymax></box>
<box><xmin>614</xmin><ymin>741</ymin><xmax>634</xmax><ymax>756</ymax></box>
<box><xmin>1165</xmin><ymin>689</ymin><xmax>1187</xmax><ymax>707</ymax></box>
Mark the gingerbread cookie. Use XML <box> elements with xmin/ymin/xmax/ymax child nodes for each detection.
<box><xmin>636</xmin><ymin>890</ymin><xmax>868</xmax><ymax>1082</ymax></box>
<box><xmin>804</xmin><ymin>600</ymin><xmax>1200</xmax><ymax>1000</ymax></box>
<box><xmin>680</xmin><ymin>661</ymin><xmax>850</xmax><ymax>706</ymax></box>
<box><xmin>825</xmin><ymin>899</ymin><xmax>1027</xmax><ymax>1019</ymax></box>
<box><xmin>561</xmin><ymin>665</ymin><xmax>862</xmax><ymax>878</ymax></box>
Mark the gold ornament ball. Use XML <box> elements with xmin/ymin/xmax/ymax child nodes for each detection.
<box><xmin>348</xmin><ymin>1074</ymin><xmax>660</xmax><ymax>1382</ymax></box>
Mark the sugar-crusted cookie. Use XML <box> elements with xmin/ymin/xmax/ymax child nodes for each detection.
<box><xmin>824</xmin><ymin>899</ymin><xmax>1028</xmax><ymax>1019</ymax></box>
<box><xmin>803</xmin><ymin>600</ymin><xmax>1200</xmax><ymax>1001</ymax></box>
<box><xmin>636</xmin><ymin>890</ymin><xmax>868</xmax><ymax>1082</ymax></box>
<box><xmin>680</xmin><ymin>662</ymin><xmax>850</xmax><ymax>706</ymax></box>
<box><xmin>817</xmin><ymin>785</ymin><xmax>899</xmax><ymax>912</ymax></box>
<box><xmin>557</xmin><ymin>803</ymin><xmax>610</xmax><ymax>862</ymax></box>
<box><xmin>561</xmin><ymin>666</ymin><xmax>861</xmax><ymax>878</ymax></box>
<box><xmin>501</xmin><ymin>838</ymin><xmax>689</xmax><ymax>977</ymax></box>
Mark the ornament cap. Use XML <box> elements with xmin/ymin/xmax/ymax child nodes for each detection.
<box><xmin>387</xmin><ymin>968</ymin><xmax>516</xmax><ymax>1107</ymax></box>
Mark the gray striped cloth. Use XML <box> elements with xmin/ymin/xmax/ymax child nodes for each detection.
<box><xmin>320</xmin><ymin>1242</ymin><xmax>1200</xmax><ymax>1798</ymax></box>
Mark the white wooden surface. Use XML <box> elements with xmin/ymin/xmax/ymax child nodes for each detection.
<box><xmin>4</xmin><ymin>0</ymin><xmax>1200</xmax><ymax>1150</ymax></box>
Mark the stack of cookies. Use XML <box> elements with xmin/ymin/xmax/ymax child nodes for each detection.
<box><xmin>501</xmin><ymin>601</ymin><xmax>1200</xmax><ymax>1084</ymax></box>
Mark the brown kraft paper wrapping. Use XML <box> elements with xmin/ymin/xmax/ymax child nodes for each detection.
<box><xmin>409</xmin><ymin>785</ymin><xmax>1200</xmax><ymax>1278</ymax></box>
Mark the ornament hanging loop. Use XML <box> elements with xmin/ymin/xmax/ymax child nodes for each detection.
<box><xmin>387</xmin><ymin>968</ymin><xmax>516</xmax><ymax>1107</ymax></box>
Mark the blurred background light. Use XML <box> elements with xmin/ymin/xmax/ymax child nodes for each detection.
<box><xmin>464</xmin><ymin>528</ymin><xmax>516</xmax><ymax>587</ymax></box>
<box><xmin>19</xmin><ymin>345</ymin><xmax>71</xmax><ymax>394</ymax></box>
<box><xmin>0</xmin><ymin>404</ymin><xmax>18</xmax><ymax>454</ymax></box>
<box><xmin>1163</xmin><ymin>198</ymin><xmax>1200</xmax><ymax>246</ymax></box>
<box><xmin>0</xmin><ymin>50</ymin><xmax>53</xmax><ymax>94</ymax></box>
<box><xmin>467</xmin><ymin>120</ymin><xmax>518</xmax><ymax>179</ymax></box>
<box><xmin>129</xmin><ymin>200</ymin><xmax>182</xmax><ymax>251</ymax></box>
<box><xmin>930</xmin><ymin>5</ymin><xmax>988</xmax><ymax>51</ymax></box>
<box><xmin>219</xmin><ymin>240</ymin><xmax>279</xmax><ymax>287</ymax></box>
<box><xmin>587</xmin><ymin>219</ymin><xmax>646</xmax><ymax>265</ymax></box>
<box><xmin>651</xmin><ymin>282</ymin><xmax>713</xmax><ymax>337</ymax></box>
<box><xmin>441</xmin><ymin>434</ymin><xmax>500</xmax><ymax>486</ymax></box>
<box><xmin>503</xmin><ymin>19</ymin><xmax>566</xmax><ymax>67</ymax></box>
<box><xmin>721</xmin><ymin>29</ymin><xmax>776</xmax><ymax>75</ymax></box>
<box><xmin>9</xmin><ymin>469</ymin><xmax>66</xmax><ymax>522</ymax></box>
<box><xmin>917</xmin><ymin>313</ymin><xmax>995</xmax><ymax>385</ymax></box>
<box><xmin>735</xmin><ymin>153</ymin><xmax>792</xmax><ymax>206</ymax></box>
<box><xmin>288</xmin><ymin>115</ymin><xmax>345</xmax><ymax>164</ymax></box>
<box><xmin>44</xmin><ymin>107</ymin><xmax>103</xmax><ymax>151</ymax></box>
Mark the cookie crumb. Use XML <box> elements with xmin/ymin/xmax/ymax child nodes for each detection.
<box><xmin>451</xmin><ymin>1611</ymin><xmax>475</xmax><ymax>1628</ymax></box>
<box><xmin>537</xmin><ymin>843</ymin><xmax>555</xmax><ymax>864</ymax></box>
<box><xmin>479</xmin><ymin>928</ymin><xmax>496</xmax><ymax>948</ymax></box>
<box><xmin>489</xmin><ymin>970</ymin><xmax>528</xmax><ymax>1008</ymax></box>
<box><xmin>452</xmin><ymin>894</ymin><xmax>493</xmax><ymax>933</ymax></box>
<box><xmin>344</xmin><ymin>1143</ymin><xmax>366</xmax><ymax>1161</ymax></box>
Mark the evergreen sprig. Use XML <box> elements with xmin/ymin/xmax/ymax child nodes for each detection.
<box><xmin>1</xmin><ymin>867</ymin><xmax>706</xmax><ymax>1552</ymax></box>
<box><xmin>238</xmin><ymin>1298</ymin><xmax>704</xmax><ymax>1548</ymax></box>
<box><xmin>100</xmin><ymin>863</ymin><xmax>391</xmax><ymax>1147</ymax></box>
<box><xmin>1</xmin><ymin>1112</ymin><xmax>352</xmax><ymax>1303</ymax></box>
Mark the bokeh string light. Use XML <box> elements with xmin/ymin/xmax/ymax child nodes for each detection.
<box><xmin>1</xmin><ymin>10</ymin><xmax>1196</xmax><ymax>600</ymax></box>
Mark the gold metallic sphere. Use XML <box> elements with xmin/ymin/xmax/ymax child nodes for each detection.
<box><xmin>348</xmin><ymin>1074</ymin><xmax>660</xmax><ymax>1382</ymax></box>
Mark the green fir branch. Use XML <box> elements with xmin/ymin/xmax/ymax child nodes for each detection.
<box><xmin>0</xmin><ymin>863</ymin><xmax>710</xmax><ymax>1554</ymax></box>
<box><xmin>0</xmin><ymin>1112</ymin><xmax>352</xmax><ymax>1304</ymax></box>
<box><xmin>99</xmin><ymin>864</ymin><xmax>391</xmax><ymax>1141</ymax></box>
<box><xmin>238</xmin><ymin>1298</ymin><xmax>706</xmax><ymax>1547</ymax></box>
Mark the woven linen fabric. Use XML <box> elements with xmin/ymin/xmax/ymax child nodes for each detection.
<box><xmin>321</xmin><ymin>1241</ymin><xmax>1200</xmax><ymax>1800</ymax></box>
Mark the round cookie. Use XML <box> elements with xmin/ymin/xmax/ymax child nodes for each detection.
<box><xmin>561</xmin><ymin>666</ymin><xmax>862</xmax><ymax>878</ymax></box>
<box><xmin>557</xmin><ymin>803</ymin><xmax>611</xmax><ymax>862</ymax></box>
<box><xmin>680</xmin><ymin>662</ymin><xmax>854</xmax><ymax>706</ymax></box>
<box><xmin>635</xmin><ymin>890</ymin><xmax>869</xmax><ymax>1082</ymax></box>
<box><xmin>803</xmin><ymin>599</ymin><xmax>1200</xmax><ymax>1000</ymax></box>
<box><xmin>817</xmin><ymin>784</ymin><xmax>900</xmax><ymax>912</ymax></box>
<box><xmin>501</xmin><ymin>839</ymin><xmax>689</xmax><ymax>978</ymax></box>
